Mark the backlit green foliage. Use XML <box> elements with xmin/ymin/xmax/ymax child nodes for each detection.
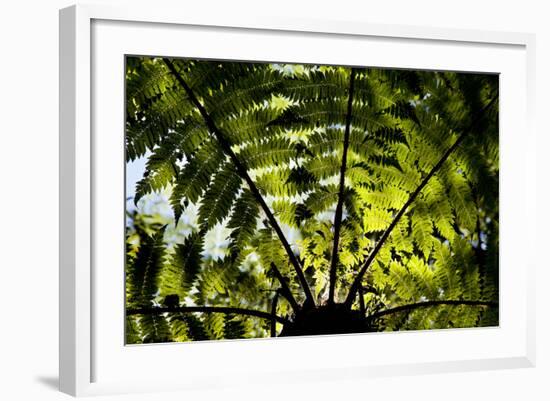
<box><xmin>125</xmin><ymin>57</ymin><xmax>499</xmax><ymax>343</ymax></box>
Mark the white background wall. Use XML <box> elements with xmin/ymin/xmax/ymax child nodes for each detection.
<box><xmin>0</xmin><ymin>0</ymin><xmax>547</xmax><ymax>399</ymax></box>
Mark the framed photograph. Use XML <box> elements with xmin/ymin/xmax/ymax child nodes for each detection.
<box><xmin>59</xmin><ymin>4</ymin><xmax>536</xmax><ymax>396</ymax></box>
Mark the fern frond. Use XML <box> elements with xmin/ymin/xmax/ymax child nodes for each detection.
<box><xmin>198</xmin><ymin>164</ymin><xmax>242</xmax><ymax>231</ymax></box>
<box><xmin>363</xmin><ymin>207</ymin><xmax>392</xmax><ymax>233</ymax></box>
<box><xmin>388</xmin><ymin>261</ymin><xmax>418</xmax><ymax>302</ymax></box>
<box><xmin>139</xmin><ymin>313</ymin><xmax>172</xmax><ymax>343</ymax></box>
<box><xmin>228</xmin><ymin>189</ymin><xmax>260</xmax><ymax>252</ymax></box>
<box><xmin>170</xmin><ymin>232</ymin><xmax>204</xmax><ymax>294</ymax></box>
<box><xmin>238</xmin><ymin>137</ymin><xmax>296</xmax><ymax>170</ymax></box>
<box><xmin>411</xmin><ymin>199</ymin><xmax>435</xmax><ymax>259</ymax></box>
<box><xmin>170</xmin><ymin>142</ymin><xmax>225</xmax><ymax>221</ymax></box>
<box><xmin>255</xmin><ymin>168</ymin><xmax>311</xmax><ymax>197</ymax></box>
<box><xmin>279</xmin><ymin>69</ymin><xmax>348</xmax><ymax>102</ymax></box>
<box><xmin>433</xmin><ymin>242</ymin><xmax>462</xmax><ymax>299</ymax></box>
<box><xmin>304</xmin><ymin>185</ymin><xmax>339</xmax><ymax>215</ymax></box>
<box><xmin>126</xmin><ymin>227</ymin><xmax>166</xmax><ymax>307</ymax></box>
<box><xmin>207</xmin><ymin>68</ymin><xmax>286</xmax><ymax>118</ymax></box>
<box><xmin>220</xmin><ymin>107</ymin><xmax>283</xmax><ymax>144</ymax></box>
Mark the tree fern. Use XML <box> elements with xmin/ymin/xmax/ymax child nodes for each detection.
<box><xmin>125</xmin><ymin>56</ymin><xmax>499</xmax><ymax>343</ymax></box>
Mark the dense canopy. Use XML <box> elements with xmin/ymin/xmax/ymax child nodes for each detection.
<box><xmin>125</xmin><ymin>56</ymin><xmax>499</xmax><ymax>343</ymax></box>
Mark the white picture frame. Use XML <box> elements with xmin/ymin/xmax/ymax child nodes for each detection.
<box><xmin>59</xmin><ymin>4</ymin><xmax>536</xmax><ymax>397</ymax></box>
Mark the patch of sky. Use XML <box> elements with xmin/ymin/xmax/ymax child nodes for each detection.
<box><xmin>126</xmin><ymin>152</ymin><xmax>150</xmax><ymax>209</ymax></box>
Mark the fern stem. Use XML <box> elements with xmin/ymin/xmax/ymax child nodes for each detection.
<box><xmin>328</xmin><ymin>68</ymin><xmax>357</xmax><ymax>305</ymax></box>
<box><xmin>358</xmin><ymin>284</ymin><xmax>366</xmax><ymax>314</ymax></box>
<box><xmin>270</xmin><ymin>262</ymin><xmax>300</xmax><ymax>312</ymax></box>
<box><xmin>366</xmin><ymin>300</ymin><xmax>498</xmax><ymax>321</ymax></box>
<box><xmin>270</xmin><ymin>291</ymin><xmax>280</xmax><ymax>337</ymax></box>
<box><xmin>163</xmin><ymin>58</ymin><xmax>315</xmax><ymax>307</ymax></box>
<box><xmin>127</xmin><ymin>305</ymin><xmax>291</xmax><ymax>325</ymax></box>
<box><xmin>343</xmin><ymin>95</ymin><xmax>498</xmax><ymax>308</ymax></box>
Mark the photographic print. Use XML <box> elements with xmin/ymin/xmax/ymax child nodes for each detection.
<box><xmin>125</xmin><ymin>56</ymin><xmax>499</xmax><ymax>344</ymax></box>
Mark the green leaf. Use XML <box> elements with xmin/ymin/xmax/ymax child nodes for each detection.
<box><xmin>126</xmin><ymin>227</ymin><xmax>166</xmax><ymax>307</ymax></box>
<box><xmin>170</xmin><ymin>232</ymin><xmax>204</xmax><ymax>294</ymax></box>
<box><xmin>198</xmin><ymin>165</ymin><xmax>242</xmax><ymax>231</ymax></box>
<box><xmin>228</xmin><ymin>189</ymin><xmax>260</xmax><ymax>253</ymax></box>
<box><xmin>170</xmin><ymin>141</ymin><xmax>225</xmax><ymax>222</ymax></box>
